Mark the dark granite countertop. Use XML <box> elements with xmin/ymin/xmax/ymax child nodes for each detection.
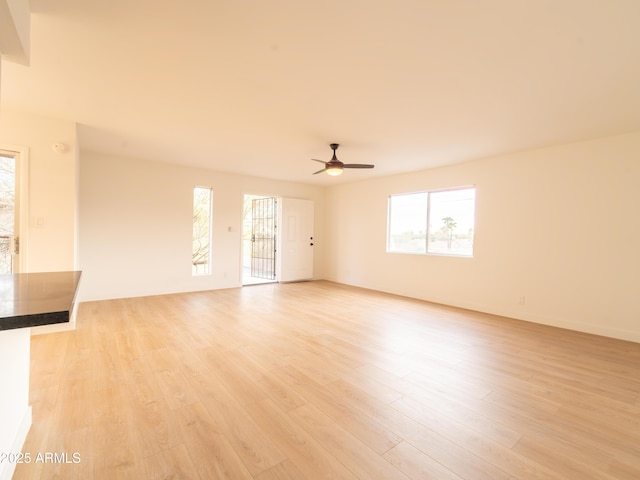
<box><xmin>0</xmin><ymin>271</ymin><xmax>82</xmax><ymax>331</ymax></box>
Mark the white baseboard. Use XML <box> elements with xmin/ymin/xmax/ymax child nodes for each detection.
<box><xmin>30</xmin><ymin>320</ymin><xmax>76</xmax><ymax>336</ymax></box>
<box><xmin>0</xmin><ymin>406</ymin><xmax>32</xmax><ymax>480</ymax></box>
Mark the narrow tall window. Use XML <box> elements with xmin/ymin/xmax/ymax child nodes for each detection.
<box><xmin>192</xmin><ymin>186</ymin><xmax>212</xmax><ymax>275</ymax></box>
<box><xmin>388</xmin><ymin>187</ymin><xmax>475</xmax><ymax>257</ymax></box>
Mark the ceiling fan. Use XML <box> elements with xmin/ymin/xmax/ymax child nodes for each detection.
<box><xmin>311</xmin><ymin>143</ymin><xmax>375</xmax><ymax>176</ymax></box>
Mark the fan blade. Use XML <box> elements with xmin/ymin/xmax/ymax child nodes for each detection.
<box><xmin>313</xmin><ymin>168</ymin><xmax>327</xmax><ymax>175</ymax></box>
<box><xmin>311</xmin><ymin>158</ymin><xmax>327</xmax><ymax>164</ymax></box>
<box><xmin>343</xmin><ymin>164</ymin><xmax>375</xmax><ymax>169</ymax></box>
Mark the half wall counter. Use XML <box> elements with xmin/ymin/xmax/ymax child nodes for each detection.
<box><xmin>0</xmin><ymin>271</ymin><xmax>82</xmax><ymax>331</ymax></box>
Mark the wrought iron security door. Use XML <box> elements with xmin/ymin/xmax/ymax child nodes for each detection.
<box><xmin>251</xmin><ymin>197</ymin><xmax>277</xmax><ymax>280</ymax></box>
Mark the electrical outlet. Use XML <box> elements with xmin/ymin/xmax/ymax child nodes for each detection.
<box><xmin>518</xmin><ymin>296</ymin><xmax>526</xmax><ymax>305</ymax></box>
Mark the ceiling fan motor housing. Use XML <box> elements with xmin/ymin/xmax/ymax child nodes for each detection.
<box><xmin>310</xmin><ymin>143</ymin><xmax>374</xmax><ymax>175</ymax></box>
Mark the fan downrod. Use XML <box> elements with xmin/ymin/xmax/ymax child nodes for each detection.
<box><xmin>330</xmin><ymin>143</ymin><xmax>339</xmax><ymax>160</ymax></box>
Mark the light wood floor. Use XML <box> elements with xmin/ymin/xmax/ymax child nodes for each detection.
<box><xmin>14</xmin><ymin>280</ymin><xmax>640</xmax><ymax>479</ymax></box>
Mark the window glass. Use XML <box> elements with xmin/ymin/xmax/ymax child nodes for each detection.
<box><xmin>388</xmin><ymin>192</ymin><xmax>428</xmax><ymax>253</ymax></box>
<box><xmin>427</xmin><ymin>188</ymin><xmax>475</xmax><ymax>256</ymax></box>
<box><xmin>193</xmin><ymin>186</ymin><xmax>212</xmax><ymax>275</ymax></box>
<box><xmin>388</xmin><ymin>187</ymin><xmax>475</xmax><ymax>257</ymax></box>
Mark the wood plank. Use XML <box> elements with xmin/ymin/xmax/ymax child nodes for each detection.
<box><xmin>246</xmin><ymin>398</ymin><xmax>359</xmax><ymax>480</ymax></box>
<box><xmin>323</xmin><ymin>377</ymin><xmax>511</xmax><ymax>480</ymax></box>
<box><xmin>383</xmin><ymin>440</ymin><xmax>465</xmax><ymax>480</ymax></box>
<box><xmin>277</xmin><ymin>364</ymin><xmax>404</xmax><ymax>455</ymax></box>
<box><xmin>289</xmin><ymin>402</ymin><xmax>410</xmax><ymax>480</ymax></box>
<box><xmin>180</xmin><ymin>361</ymin><xmax>288</xmax><ymax>476</ymax></box>
<box><xmin>512</xmin><ymin>431</ymin><xmax>618</xmax><ymax>480</ymax></box>
<box><xmin>391</xmin><ymin>395</ymin><xmax>565</xmax><ymax>480</ymax></box>
<box><xmin>254</xmin><ymin>459</ymin><xmax>307</xmax><ymax>480</ymax></box>
<box><xmin>172</xmin><ymin>402</ymin><xmax>253</xmax><ymax>480</ymax></box>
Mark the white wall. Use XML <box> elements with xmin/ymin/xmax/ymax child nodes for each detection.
<box><xmin>0</xmin><ymin>108</ymin><xmax>78</xmax><ymax>272</ymax></box>
<box><xmin>324</xmin><ymin>131</ymin><xmax>640</xmax><ymax>343</ymax></box>
<box><xmin>78</xmin><ymin>151</ymin><xmax>325</xmax><ymax>301</ymax></box>
<box><xmin>0</xmin><ymin>328</ymin><xmax>31</xmax><ymax>480</ymax></box>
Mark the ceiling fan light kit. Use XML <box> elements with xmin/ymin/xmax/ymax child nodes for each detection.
<box><xmin>311</xmin><ymin>143</ymin><xmax>374</xmax><ymax>176</ymax></box>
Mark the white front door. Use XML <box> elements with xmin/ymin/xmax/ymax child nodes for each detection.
<box><xmin>279</xmin><ymin>198</ymin><xmax>314</xmax><ymax>282</ymax></box>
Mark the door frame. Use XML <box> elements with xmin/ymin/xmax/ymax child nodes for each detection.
<box><xmin>0</xmin><ymin>144</ymin><xmax>29</xmax><ymax>273</ymax></box>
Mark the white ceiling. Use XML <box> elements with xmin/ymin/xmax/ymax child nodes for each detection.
<box><xmin>2</xmin><ymin>0</ymin><xmax>640</xmax><ymax>185</ymax></box>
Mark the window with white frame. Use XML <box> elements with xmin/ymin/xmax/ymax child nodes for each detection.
<box><xmin>387</xmin><ymin>187</ymin><xmax>476</xmax><ymax>256</ymax></box>
<box><xmin>192</xmin><ymin>186</ymin><xmax>212</xmax><ymax>275</ymax></box>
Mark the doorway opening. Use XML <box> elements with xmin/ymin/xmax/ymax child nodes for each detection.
<box><xmin>242</xmin><ymin>194</ymin><xmax>278</xmax><ymax>285</ymax></box>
